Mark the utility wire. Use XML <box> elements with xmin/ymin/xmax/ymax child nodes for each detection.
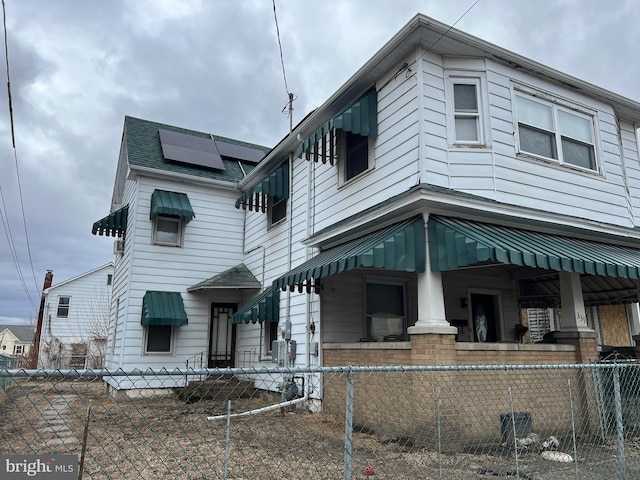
<box><xmin>2</xmin><ymin>0</ymin><xmax>39</xmax><ymax>312</ymax></box>
<box><xmin>423</xmin><ymin>0</ymin><xmax>482</xmax><ymax>55</ymax></box>
<box><xmin>272</xmin><ymin>0</ymin><xmax>296</xmax><ymax>131</ymax></box>
<box><xmin>272</xmin><ymin>0</ymin><xmax>289</xmax><ymax>96</ymax></box>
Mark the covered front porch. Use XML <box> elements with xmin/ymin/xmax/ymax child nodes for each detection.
<box><xmin>277</xmin><ymin>213</ymin><xmax>640</xmax><ymax>367</ymax></box>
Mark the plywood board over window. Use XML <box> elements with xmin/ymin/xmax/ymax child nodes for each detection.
<box><xmin>598</xmin><ymin>304</ymin><xmax>632</xmax><ymax>346</ymax></box>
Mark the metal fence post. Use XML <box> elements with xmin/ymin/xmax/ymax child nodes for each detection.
<box><xmin>613</xmin><ymin>365</ymin><xmax>627</xmax><ymax>480</ymax></box>
<box><xmin>568</xmin><ymin>379</ymin><xmax>579</xmax><ymax>480</ymax></box>
<box><xmin>344</xmin><ymin>369</ymin><xmax>354</xmax><ymax>480</ymax></box>
<box><xmin>508</xmin><ymin>386</ymin><xmax>520</xmax><ymax>480</ymax></box>
<box><xmin>224</xmin><ymin>400</ymin><xmax>231</xmax><ymax>480</ymax></box>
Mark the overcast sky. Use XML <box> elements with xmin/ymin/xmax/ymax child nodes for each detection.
<box><xmin>1</xmin><ymin>0</ymin><xmax>639</xmax><ymax>324</ymax></box>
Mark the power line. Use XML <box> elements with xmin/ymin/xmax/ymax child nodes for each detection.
<box><xmin>1</xmin><ymin>0</ymin><xmax>39</xmax><ymax>313</ymax></box>
<box><xmin>272</xmin><ymin>0</ymin><xmax>289</xmax><ymax>96</ymax></box>
<box><xmin>424</xmin><ymin>0</ymin><xmax>482</xmax><ymax>55</ymax></box>
<box><xmin>271</xmin><ymin>0</ymin><xmax>296</xmax><ymax>131</ymax></box>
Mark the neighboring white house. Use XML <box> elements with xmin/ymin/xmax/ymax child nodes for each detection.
<box><xmin>37</xmin><ymin>263</ymin><xmax>114</xmax><ymax>369</ymax></box>
<box><xmin>0</xmin><ymin>325</ymin><xmax>35</xmax><ymax>366</ymax></box>
<box><xmin>94</xmin><ymin>14</ymin><xmax>640</xmax><ymax>398</ymax></box>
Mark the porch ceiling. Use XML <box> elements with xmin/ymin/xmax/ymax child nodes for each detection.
<box><xmin>517</xmin><ymin>270</ymin><xmax>639</xmax><ymax>308</ymax></box>
<box><xmin>429</xmin><ymin>215</ymin><xmax>640</xmax><ymax>279</ymax></box>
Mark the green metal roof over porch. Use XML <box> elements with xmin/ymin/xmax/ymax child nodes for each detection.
<box><xmin>92</xmin><ymin>204</ymin><xmax>128</xmax><ymax>237</ymax></box>
<box><xmin>230</xmin><ymin>288</ymin><xmax>280</xmax><ymax>324</ymax></box>
<box><xmin>272</xmin><ymin>216</ymin><xmax>425</xmax><ymax>291</ymax></box>
<box><xmin>428</xmin><ymin>215</ymin><xmax>640</xmax><ymax>279</ymax></box>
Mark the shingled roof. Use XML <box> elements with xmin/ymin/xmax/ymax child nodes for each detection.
<box><xmin>124</xmin><ymin>116</ymin><xmax>271</xmax><ymax>183</ymax></box>
<box><xmin>0</xmin><ymin>325</ymin><xmax>35</xmax><ymax>343</ymax></box>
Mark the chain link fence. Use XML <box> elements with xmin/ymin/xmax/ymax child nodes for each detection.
<box><xmin>1</xmin><ymin>362</ymin><xmax>639</xmax><ymax>479</ymax></box>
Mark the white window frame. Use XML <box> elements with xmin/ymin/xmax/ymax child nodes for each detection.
<box><xmin>513</xmin><ymin>87</ymin><xmax>600</xmax><ymax>173</ymax></box>
<box><xmin>153</xmin><ymin>215</ymin><xmax>184</xmax><ymax>247</ymax></box>
<box><xmin>56</xmin><ymin>296</ymin><xmax>71</xmax><ymax>318</ymax></box>
<box><xmin>14</xmin><ymin>344</ymin><xmax>24</xmax><ymax>355</ymax></box>
<box><xmin>143</xmin><ymin>325</ymin><xmax>175</xmax><ymax>355</ymax></box>
<box><xmin>363</xmin><ymin>277</ymin><xmax>408</xmax><ymax>341</ymax></box>
<box><xmin>337</xmin><ymin>130</ymin><xmax>375</xmax><ymax>187</ymax></box>
<box><xmin>445</xmin><ymin>72</ymin><xmax>490</xmax><ymax>147</ymax></box>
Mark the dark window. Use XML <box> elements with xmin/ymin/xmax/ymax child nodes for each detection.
<box><xmin>344</xmin><ymin>132</ymin><xmax>369</xmax><ymax>181</ymax></box>
<box><xmin>57</xmin><ymin>297</ymin><xmax>70</xmax><ymax>318</ymax></box>
<box><xmin>267</xmin><ymin>320</ymin><xmax>279</xmax><ymax>353</ymax></box>
<box><xmin>269</xmin><ymin>197</ymin><xmax>287</xmax><ymax>226</ymax></box>
<box><xmin>147</xmin><ymin>325</ymin><xmax>172</xmax><ymax>352</ymax></box>
<box><xmin>107</xmin><ymin>274</ymin><xmax>113</xmax><ymax>286</ymax></box>
<box><xmin>364</xmin><ymin>282</ymin><xmax>406</xmax><ymax>341</ymax></box>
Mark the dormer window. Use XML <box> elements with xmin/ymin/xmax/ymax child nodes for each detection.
<box><xmin>515</xmin><ymin>92</ymin><xmax>597</xmax><ymax>172</ymax></box>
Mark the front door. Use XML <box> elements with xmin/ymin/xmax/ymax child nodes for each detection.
<box><xmin>209</xmin><ymin>304</ymin><xmax>236</xmax><ymax>368</ymax></box>
<box><xmin>470</xmin><ymin>293</ymin><xmax>499</xmax><ymax>342</ymax></box>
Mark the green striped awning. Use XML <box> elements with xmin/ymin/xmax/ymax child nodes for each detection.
<box><xmin>141</xmin><ymin>291</ymin><xmax>188</xmax><ymax>326</ymax></box>
<box><xmin>230</xmin><ymin>288</ymin><xmax>280</xmax><ymax>324</ymax></box>
<box><xmin>296</xmin><ymin>89</ymin><xmax>378</xmax><ymax>158</ymax></box>
<box><xmin>273</xmin><ymin>216</ymin><xmax>425</xmax><ymax>290</ymax></box>
<box><xmin>150</xmin><ymin>190</ymin><xmax>195</xmax><ymax>223</ymax></box>
<box><xmin>92</xmin><ymin>205</ymin><xmax>128</xmax><ymax>237</ymax></box>
<box><xmin>428</xmin><ymin>215</ymin><xmax>640</xmax><ymax>278</ymax></box>
<box><xmin>235</xmin><ymin>161</ymin><xmax>289</xmax><ymax>211</ymax></box>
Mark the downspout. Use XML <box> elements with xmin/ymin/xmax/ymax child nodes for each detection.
<box><xmin>415</xmin><ymin>46</ymin><xmax>426</xmax><ymax>186</ymax></box>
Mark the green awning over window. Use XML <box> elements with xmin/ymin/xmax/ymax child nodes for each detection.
<box><xmin>235</xmin><ymin>161</ymin><xmax>289</xmax><ymax>211</ymax></box>
<box><xmin>141</xmin><ymin>291</ymin><xmax>188</xmax><ymax>326</ymax></box>
<box><xmin>92</xmin><ymin>205</ymin><xmax>128</xmax><ymax>237</ymax></box>
<box><xmin>296</xmin><ymin>89</ymin><xmax>378</xmax><ymax>158</ymax></box>
<box><xmin>230</xmin><ymin>288</ymin><xmax>280</xmax><ymax>324</ymax></box>
<box><xmin>428</xmin><ymin>215</ymin><xmax>640</xmax><ymax>278</ymax></box>
<box><xmin>150</xmin><ymin>190</ymin><xmax>195</xmax><ymax>223</ymax></box>
<box><xmin>273</xmin><ymin>216</ymin><xmax>425</xmax><ymax>291</ymax></box>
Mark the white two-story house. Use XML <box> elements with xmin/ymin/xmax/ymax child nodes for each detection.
<box><xmin>94</xmin><ymin>14</ymin><xmax>640</xmax><ymax>399</ymax></box>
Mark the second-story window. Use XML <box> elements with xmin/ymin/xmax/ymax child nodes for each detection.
<box><xmin>446</xmin><ymin>73</ymin><xmax>488</xmax><ymax>146</ymax></box>
<box><xmin>515</xmin><ymin>93</ymin><xmax>597</xmax><ymax>171</ymax></box>
<box><xmin>57</xmin><ymin>296</ymin><xmax>70</xmax><ymax>318</ymax></box>
<box><xmin>153</xmin><ymin>215</ymin><xmax>183</xmax><ymax>247</ymax></box>
<box><xmin>339</xmin><ymin>130</ymin><xmax>374</xmax><ymax>184</ymax></box>
<box><xmin>268</xmin><ymin>196</ymin><xmax>287</xmax><ymax>227</ymax></box>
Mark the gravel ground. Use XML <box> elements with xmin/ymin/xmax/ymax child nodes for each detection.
<box><xmin>1</xmin><ymin>379</ymin><xmax>639</xmax><ymax>479</ymax></box>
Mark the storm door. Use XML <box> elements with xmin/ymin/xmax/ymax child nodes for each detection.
<box><xmin>209</xmin><ymin>304</ymin><xmax>236</xmax><ymax>368</ymax></box>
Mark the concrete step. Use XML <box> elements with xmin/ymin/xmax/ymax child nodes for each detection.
<box><xmin>176</xmin><ymin>377</ymin><xmax>257</xmax><ymax>403</ymax></box>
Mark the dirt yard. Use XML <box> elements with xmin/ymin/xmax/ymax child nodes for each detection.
<box><xmin>1</xmin><ymin>378</ymin><xmax>639</xmax><ymax>479</ymax></box>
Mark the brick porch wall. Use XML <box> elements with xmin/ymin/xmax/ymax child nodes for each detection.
<box><xmin>322</xmin><ymin>337</ymin><xmax>598</xmax><ymax>448</ymax></box>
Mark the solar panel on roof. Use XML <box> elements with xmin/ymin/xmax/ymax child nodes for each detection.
<box><xmin>158</xmin><ymin>129</ymin><xmax>225</xmax><ymax>170</ymax></box>
<box><xmin>214</xmin><ymin>139</ymin><xmax>265</xmax><ymax>163</ymax></box>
